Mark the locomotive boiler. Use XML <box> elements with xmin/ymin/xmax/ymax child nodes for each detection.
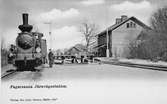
<box><xmin>14</xmin><ymin>13</ymin><xmax>47</xmax><ymax>71</ymax></box>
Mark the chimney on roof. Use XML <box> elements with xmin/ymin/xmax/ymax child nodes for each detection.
<box><xmin>121</xmin><ymin>15</ymin><xmax>128</xmax><ymax>21</ymax></box>
<box><xmin>116</xmin><ymin>18</ymin><xmax>122</xmax><ymax>24</ymax></box>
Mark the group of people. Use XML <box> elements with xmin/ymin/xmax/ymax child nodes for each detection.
<box><xmin>48</xmin><ymin>49</ymin><xmax>94</xmax><ymax>68</ymax></box>
<box><xmin>71</xmin><ymin>55</ymin><xmax>88</xmax><ymax>64</ymax></box>
<box><xmin>8</xmin><ymin>44</ymin><xmax>17</xmax><ymax>64</ymax></box>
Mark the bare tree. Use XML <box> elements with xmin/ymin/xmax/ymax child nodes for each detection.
<box><xmin>150</xmin><ymin>6</ymin><xmax>167</xmax><ymax>34</ymax></box>
<box><xmin>80</xmin><ymin>21</ymin><xmax>98</xmax><ymax>54</ymax></box>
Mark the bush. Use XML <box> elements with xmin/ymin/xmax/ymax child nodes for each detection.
<box><xmin>129</xmin><ymin>30</ymin><xmax>167</xmax><ymax>62</ymax></box>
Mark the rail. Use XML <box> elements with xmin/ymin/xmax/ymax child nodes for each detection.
<box><xmin>102</xmin><ymin>61</ymin><xmax>167</xmax><ymax>71</ymax></box>
<box><xmin>1</xmin><ymin>70</ymin><xmax>17</xmax><ymax>79</ymax></box>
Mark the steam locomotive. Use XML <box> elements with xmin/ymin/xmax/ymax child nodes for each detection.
<box><xmin>13</xmin><ymin>13</ymin><xmax>47</xmax><ymax>71</ymax></box>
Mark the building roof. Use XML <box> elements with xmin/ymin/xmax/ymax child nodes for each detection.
<box><xmin>67</xmin><ymin>44</ymin><xmax>87</xmax><ymax>53</ymax></box>
<box><xmin>68</xmin><ymin>47</ymin><xmax>82</xmax><ymax>52</ymax></box>
<box><xmin>94</xmin><ymin>44</ymin><xmax>106</xmax><ymax>49</ymax></box>
<box><xmin>97</xmin><ymin>16</ymin><xmax>151</xmax><ymax>36</ymax></box>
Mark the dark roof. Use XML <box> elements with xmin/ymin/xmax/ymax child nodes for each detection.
<box><xmin>97</xmin><ymin>16</ymin><xmax>151</xmax><ymax>36</ymax></box>
<box><xmin>94</xmin><ymin>44</ymin><xmax>106</xmax><ymax>49</ymax></box>
<box><xmin>67</xmin><ymin>44</ymin><xmax>87</xmax><ymax>52</ymax></box>
<box><xmin>68</xmin><ymin>47</ymin><xmax>81</xmax><ymax>52</ymax></box>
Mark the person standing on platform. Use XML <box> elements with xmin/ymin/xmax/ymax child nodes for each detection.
<box><xmin>61</xmin><ymin>55</ymin><xmax>65</xmax><ymax>64</ymax></box>
<box><xmin>81</xmin><ymin>55</ymin><xmax>84</xmax><ymax>63</ymax></box>
<box><xmin>48</xmin><ymin>49</ymin><xmax>54</xmax><ymax>68</ymax></box>
<box><xmin>74</xmin><ymin>53</ymin><xmax>78</xmax><ymax>63</ymax></box>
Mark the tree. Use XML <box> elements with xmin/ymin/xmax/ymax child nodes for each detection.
<box><xmin>1</xmin><ymin>36</ymin><xmax>8</xmax><ymax>66</ymax></box>
<box><xmin>150</xmin><ymin>7</ymin><xmax>167</xmax><ymax>33</ymax></box>
<box><xmin>150</xmin><ymin>6</ymin><xmax>167</xmax><ymax>61</ymax></box>
<box><xmin>80</xmin><ymin>21</ymin><xmax>98</xmax><ymax>55</ymax></box>
<box><xmin>129</xmin><ymin>7</ymin><xmax>167</xmax><ymax>61</ymax></box>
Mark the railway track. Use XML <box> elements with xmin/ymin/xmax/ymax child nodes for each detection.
<box><xmin>103</xmin><ymin>61</ymin><xmax>167</xmax><ymax>71</ymax></box>
<box><xmin>1</xmin><ymin>70</ymin><xmax>17</xmax><ymax>79</ymax></box>
<box><xmin>1</xmin><ymin>66</ymin><xmax>44</xmax><ymax>79</ymax></box>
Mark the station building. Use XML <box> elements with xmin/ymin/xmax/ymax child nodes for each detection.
<box><xmin>96</xmin><ymin>15</ymin><xmax>150</xmax><ymax>58</ymax></box>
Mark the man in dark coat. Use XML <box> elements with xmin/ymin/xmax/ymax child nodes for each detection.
<box><xmin>61</xmin><ymin>56</ymin><xmax>65</xmax><ymax>64</ymax></box>
<box><xmin>81</xmin><ymin>55</ymin><xmax>84</xmax><ymax>63</ymax></box>
<box><xmin>48</xmin><ymin>49</ymin><xmax>54</xmax><ymax>67</ymax></box>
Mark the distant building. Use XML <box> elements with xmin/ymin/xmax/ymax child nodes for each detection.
<box><xmin>54</xmin><ymin>49</ymin><xmax>63</xmax><ymax>56</ymax></box>
<box><xmin>65</xmin><ymin>44</ymin><xmax>87</xmax><ymax>57</ymax></box>
<box><xmin>96</xmin><ymin>15</ymin><xmax>151</xmax><ymax>58</ymax></box>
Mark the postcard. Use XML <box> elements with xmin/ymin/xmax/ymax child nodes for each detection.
<box><xmin>1</xmin><ymin>0</ymin><xmax>167</xmax><ymax>104</ymax></box>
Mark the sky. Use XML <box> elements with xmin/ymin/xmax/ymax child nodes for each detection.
<box><xmin>0</xmin><ymin>0</ymin><xmax>167</xmax><ymax>50</ymax></box>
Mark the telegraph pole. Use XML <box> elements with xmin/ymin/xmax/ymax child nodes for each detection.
<box><xmin>44</xmin><ymin>22</ymin><xmax>52</xmax><ymax>49</ymax></box>
<box><xmin>106</xmin><ymin>27</ymin><xmax>109</xmax><ymax>57</ymax></box>
<box><xmin>106</xmin><ymin>6</ymin><xmax>110</xmax><ymax>57</ymax></box>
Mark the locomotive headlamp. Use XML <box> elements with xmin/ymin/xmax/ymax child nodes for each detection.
<box><xmin>36</xmin><ymin>47</ymin><xmax>41</xmax><ymax>53</ymax></box>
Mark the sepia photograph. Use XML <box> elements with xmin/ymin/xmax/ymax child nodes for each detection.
<box><xmin>1</xmin><ymin>0</ymin><xmax>167</xmax><ymax>104</ymax></box>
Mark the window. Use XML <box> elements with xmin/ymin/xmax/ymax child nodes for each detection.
<box><xmin>127</xmin><ymin>23</ymin><xmax>130</xmax><ymax>28</ymax></box>
<box><xmin>127</xmin><ymin>22</ymin><xmax>136</xmax><ymax>28</ymax></box>
<box><xmin>133</xmin><ymin>23</ymin><xmax>136</xmax><ymax>28</ymax></box>
<box><xmin>130</xmin><ymin>22</ymin><xmax>133</xmax><ymax>27</ymax></box>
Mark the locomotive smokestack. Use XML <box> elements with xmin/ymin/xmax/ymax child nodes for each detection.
<box><xmin>18</xmin><ymin>13</ymin><xmax>33</xmax><ymax>32</ymax></box>
<box><xmin>23</xmin><ymin>13</ymin><xmax>28</xmax><ymax>25</ymax></box>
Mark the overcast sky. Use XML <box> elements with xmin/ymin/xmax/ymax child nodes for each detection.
<box><xmin>1</xmin><ymin>0</ymin><xmax>167</xmax><ymax>49</ymax></box>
